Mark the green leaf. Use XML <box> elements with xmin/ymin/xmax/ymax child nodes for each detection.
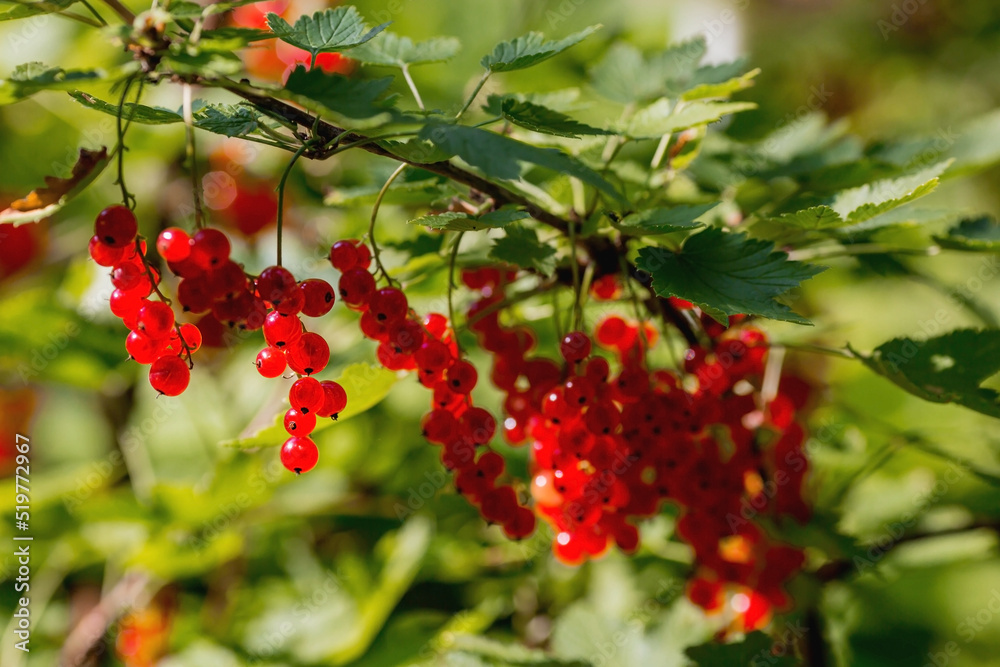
<box><xmin>326</xmin><ymin>170</ymin><xmax>454</xmax><ymax>206</ymax></box>
<box><xmin>266</xmin><ymin>7</ymin><xmax>389</xmax><ymax>57</ymax></box>
<box><xmin>419</xmin><ymin>123</ymin><xmax>625</xmax><ymax>205</ymax></box>
<box><xmin>771</xmin><ymin>205</ymin><xmax>844</xmax><ymax>230</ymax></box>
<box><xmin>617</xmin><ymin>203</ymin><xmax>716</xmax><ymax>234</ymax></box>
<box><xmin>70</xmin><ymin>90</ymin><xmax>184</xmax><ymax>124</ymax></box>
<box><xmin>933</xmin><ymin>216</ymin><xmax>1000</xmax><ymax>252</ymax></box>
<box><xmin>409</xmin><ymin>208</ymin><xmax>528</xmax><ymax>232</ymax></box>
<box><xmin>635</xmin><ymin>227</ymin><xmax>825</xmax><ymax>324</ymax></box>
<box><xmin>283</xmin><ymin>65</ymin><xmax>395</xmax><ymax>123</ymax></box>
<box><xmin>496</xmin><ymin>97</ymin><xmax>611</xmax><ymax>138</ymax></box>
<box><xmin>831</xmin><ymin>160</ymin><xmax>952</xmax><ymax>223</ymax></box>
<box><xmin>164</xmin><ymin>49</ymin><xmax>243</xmax><ymax>77</ymax></box>
<box><xmin>194</xmin><ymin>103</ymin><xmax>259</xmax><ymax>137</ymax></box>
<box><xmin>195</xmin><ymin>26</ymin><xmax>274</xmax><ymax>52</ymax></box>
<box><xmin>681</xmin><ymin>67</ymin><xmax>760</xmax><ymax>101</ymax></box>
<box><xmin>386</xmin><ymin>233</ymin><xmax>446</xmax><ymax>257</ymax></box>
<box><xmin>351</xmin><ymin>32</ymin><xmax>460</xmax><ymax>67</ymax></box>
<box><xmin>589</xmin><ymin>38</ymin><xmax>707</xmax><ymax>104</ymax></box>
<box><xmin>481</xmin><ymin>25</ymin><xmax>600</xmax><ymax>73</ymax></box>
<box><xmin>0</xmin><ymin>0</ymin><xmax>76</xmax><ymax>21</ymax></box>
<box><xmin>1</xmin><ymin>62</ymin><xmax>103</xmax><ymax>105</ymax></box>
<box><xmin>625</xmin><ymin>99</ymin><xmax>756</xmax><ymax>139</ymax></box>
<box><xmin>852</xmin><ymin>329</ymin><xmax>1000</xmax><ymax>419</ymax></box>
<box><xmin>489</xmin><ymin>224</ymin><xmax>557</xmax><ymax>275</ymax></box>
<box><xmin>223</xmin><ymin>363</ymin><xmax>399</xmax><ymax>448</ymax></box>
<box><xmin>686</xmin><ymin>631</ymin><xmax>796</xmax><ymax>666</ymax></box>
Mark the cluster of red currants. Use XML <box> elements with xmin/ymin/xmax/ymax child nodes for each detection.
<box><xmin>462</xmin><ymin>272</ymin><xmax>812</xmax><ymax>631</ymax></box>
<box><xmin>89</xmin><ymin>206</ymin><xmax>200</xmax><ymax>396</ymax></box>
<box><xmin>279</xmin><ymin>376</ymin><xmax>348</xmax><ymax>474</ymax></box>
<box><xmin>331</xmin><ymin>241</ymin><xmax>537</xmax><ymax>540</ymax></box>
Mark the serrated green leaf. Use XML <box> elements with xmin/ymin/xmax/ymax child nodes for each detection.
<box><xmin>835</xmin><ymin>206</ymin><xmax>955</xmax><ymax>237</ymax></box>
<box><xmin>617</xmin><ymin>203</ymin><xmax>716</xmax><ymax>234</ymax></box>
<box><xmin>589</xmin><ymin>38</ymin><xmax>707</xmax><ymax>104</ymax></box>
<box><xmin>266</xmin><ymin>7</ymin><xmax>388</xmax><ymax>56</ymax></box>
<box><xmin>194</xmin><ymin>104</ymin><xmax>259</xmax><ymax>136</ymax></box>
<box><xmin>386</xmin><ymin>234</ymin><xmax>446</xmax><ymax>257</ymax></box>
<box><xmin>378</xmin><ymin>137</ymin><xmax>453</xmax><ymax>164</ymax></box>
<box><xmin>771</xmin><ymin>205</ymin><xmax>844</xmax><ymax>230</ymax></box>
<box><xmin>164</xmin><ymin>49</ymin><xmax>243</xmax><ymax>77</ymax></box>
<box><xmin>223</xmin><ymin>363</ymin><xmax>399</xmax><ymax>448</ymax></box>
<box><xmin>70</xmin><ymin>90</ymin><xmax>184</xmax><ymax>124</ymax></box>
<box><xmin>351</xmin><ymin>32</ymin><xmax>460</xmax><ymax>67</ymax></box>
<box><xmin>481</xmin><ymin>25</ymin><xmax>599</xmax><ymax>73</ymax></box>
<box><xmin>831</xmin><ymin>160</ymin><xmax>952</xmax><ymax>223</ymax></box>
<box><xmin>195</xmin><ymin>26</ymin><xmax>274</xmax><ymax>52</ymax></box>
<box><xmin>934</xmin><ymin>216</ymin><xmax>1000</xmax><ymax>252</ymax></box>
<box><xmin>409</xmin><ymin>208</ymin><xmax>528</xmax><ymax>232</ymax></box>
<box><xmin>482</xmin><ymin>90</ymin><xmax>582</xmax><ymax>116</ymax></box>
<box><xmin>635</xmin><ymin>227</ymin><xmax>825</xmax><ymax>324</ymax></box>
<box><xmin>625</xmin><ymin>99</ymin><xmax>756</xmax><ymax>139</ymax></box>
<box><xmin>488</xmin><ymin>224</ymin><xmax>557</xmax><ymax>275</ymax></box>
<box><xmin>0</xmin><ymin>0</ymin><xmax>76</xmax><ymax>21</ymax></box>
<box><xmin>686</xmin><ymin>631</ymin><xmax>796</xmax><ymax>666</ymax></box>
<box><xmin>283</xmin><ymin>65</ymin><xmax>394</xmax><ymax>123</ymax></box>
<box><xmin>496</xmin><ymin>97</ymin><xmax>611</xmax><ymax>138</ymax></box>
<box><xmin>682</xmin><ymin>67</ymin><xmax>760</xmax><ymax>101</ymax></box>
<box><xmin>1</xmin><ymin>63</ymin><xmax>104</xmax><ymax>105</ymax></box>
<box><xmin>852</xmin><ymin>329</ymin><xmax>1000</xmax><ymax>419</ymax></box>
<box><xmin>419</xmin><ymin>123</ymin><xmax>625</xmax><ymax>205</ymax></box>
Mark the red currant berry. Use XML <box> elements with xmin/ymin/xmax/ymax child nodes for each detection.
<box><xmin>560</xmin><ymin>331</ymin><xmax>592</xmax><ymax>363</ymax></box>
<box><xmin>503</xmin><ymin>506</ymin><xmax>536</xmax><ymax>540</ymax></box>
<box><xmin>299</xmin><ymin>279</ymin><xmax>335</xmax><ymax>317</ymax></box>
<box><xmin>338</xmin><ymin>269</ymin><xmax>376</xmax><ymax>309</ymax></box>
<box><xmin>256</xmin><ymin>265</ymin><xmax>297</xmax><ymax>304</ymax></box>
<box><xmin>207</xmin><ymin>261</ymin><xmax>248</xmax><ymax>299</ymax></box>
<box><xmin>126</xmin><ymin>330</ymin><xmax>164</xmax><ymax>364</ymax></box>
<box><xmin>262</xmin><ymin>311</ymin><xmax>302</xmax><ymax>349</ymax></box>
<box><xmin>109</xmin><ymin>289</ymin><xmax>143</xmax><ymax>320</ymax></box>
<box><xmin>369</xmin><ymin>287</ymin><xmax>408</xmax><ymax>325</ymax></box>
<box><xmin>446</xmin><ymin>360</ymin><xmax>478</xmax><ymax>394</ymax></box>
<box><xmin>285</xmin><ymin>332</ymin><xmax>330</xmax><ymax>376</ymax></box>
<box><xmin>289</xmin><ymin>377</ymin><xmax>325</xmax><ymax>414</ymax></box>
<box><xmin>156</xmin><ymin>227</ymin><xmax>191</xmax><ymax>262</ymax></box>
<box><xmin>329</xmin><ymin>239</ymin><xmax>360</xmax><ymax>271</ymax></box>
<box><xmin>463</xmin><ymin>407</ymin><xmax>497</xmax><ymax>445</ymax></box>
<box><xmin>255</xmin><ymin>346</ymin><xmax>286</xmax><ymax>378</ymax></box>
<box><xmin>354</xmin><ymin>242</ymin><xmax>372</xmax><ymax>270</ymax></box>
<box><xmin>415</xmin><ymin>339</ymin><xmax>453</xmax><ymax>378</ymax></box>
<box><xmin>316</xmin><ymin>380</ymin><xmax>348</xmax><ymax>419</ymax></box>
<box><xmin>284</xmin><ymin>407</ymin><xmax>317</xmax><ymax>435</ymax></box>
<box><xmin>94</xmin><ymin>205</ymin><xmax>138</xmax><ymax>247</ymax></box>
<box><xmin>148</xmin><ymin>355</ymin><xmax>190</xmax><ymax>396</ymax></box>
<box><xmin>176</xmin><ymin>322</ymin><xmax>203</xmax><ymax>353</ymax></box>
<box><xmin>188</xmin><ymin>228</ymin><xmax>231</xmax><ymax>269</ymax></box>
<box><xmin>136</xmin><ymin>301</ymin><xmax>175</xmax><ymax>339</ymax></box>
<box><xmin>89</xmin><ymin>236</ymin><xmax>125</xmax><ymax>266</ymax></box>
<box><xmin>421</xmin><ymin>409</ymin><xmax>459</xmax><ymax>444</ymax></box>
<box><xmin>274</xmin><ymin>285</ymin><xmax>305</xmax><ymax>315</ymax></box>
<box><xmin>386</xmin><ymin>320</ymin><xmax>424</xmax><ymax>355</ymax></box>
<box><xmin>595</xmin><ymin>316</ymin><xmax>628</xmax><ymax>348</ymax></box>
<box><xmin>280</xmin><ymin>436</ymin><xmax>318</xmax><ymax>474</ymax></box>
<box><xmin>111</xmin><ymin>262</ymin><xmax>143</xmax><ymax>290</ymax></box>
<box><xmin>422</xmin><ymin>312</ymin><xmax>449</xmax><ymax>339</ymax></box>
<box><xmin>177</xmin><ymin>277</ymin><xmax>213</xmax><ymax>314</ymax></box>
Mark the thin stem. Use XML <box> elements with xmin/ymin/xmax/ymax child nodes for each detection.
<box><xmin>115</xmin><ymin>76</ymin><xmax>139</xmax><ymax>209</ymax></box>
<box><xmin>401</xmin><ymin>64</ymin><xmax>425</xmax><ymax>110</ymax></box>
<box><xmin>182</xmin><ymin>84</ymin><xmax>205</xmax><ymax>229</ymax></box>
<box><xmin>56</xmin><ymin>9</ymin><xmax>104</xmax><ymax>26</ymax></box>
<box><xmin>318</xmin><ymin>131</ymin><xmax>419</xmax><ymax>158</ymax></box>
<box><xmin>567</xmin><ymin>216</ymin><xmax>582</xmax><ymax>331</ymax></box>
<box><xmin>448</xmin><ymin>232</ymin><xmax>466</xmax><ymax>348</ymax></box>
<box><xmin>275</xmin><ymin>143</ymin><xmax>310</xmax><ymax>266</ymax></box>
<box><xmin>309</xmin><ymin>51</ymin><xmax>318</xmax><ymax>70</ymax></box>
<box><xmin>77</xmin><ymin>0</ymin><xmax>106</xmax><ymax>23</ymax></box>
<box><xmin>772</xmin><ymin>342</ymin><xmax>856</xmax><ymax>359</ymax></box>
<box><xmin>650</xmin><ymin>132</ymin><xmax>672</xmax><ymax>170</ymax></box>
<box><xmin>455</xmin><ymin>70</ymin><xmax>490</xmax><ymax>120</ymax></box>
<box><xmin>99</xmin><ymin>0</ymin><xmax>134</xmax><ymax>22</ymax></box>
<box><xmin>368</xmin><ymin>163</ymin><xmax>408</xmax><ymax>286</ymax></box>
<box><xmin>134</xmin><ymin>238</ymin><xmax>171</xmax><ymax>305</ymax></box>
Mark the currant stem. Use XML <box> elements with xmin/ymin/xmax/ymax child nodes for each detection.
<box><xmin>98</xmin><ymin>0</ymin><xmax>134</xmax><ymax>22</ymax></box>
<box><xmin>455</xmin><ymin>70</ymin><xmax>490</xmax><ymax>120</ymax></box>
<box><xmin>114</xmin><ymin>76</ymin><xmax>141</xmax><ymax>210</ymax></box>
<box><xmin>567</xmin><ymin>218</ymin><xmax>582</xmax><ymax>331</ymax></box>
<box><xmin>448</xmin><ymin>231</ymin><xmax>465</xmax><ymax>352</ymax></box>
<box><xmin>134</xmin><ymin>238</ymin><xmax>171</xmax><ymax>306</ymax></box>
<box><xmin>771</xmin><ymin>342</ymin><xmax>856</xmax><ymax>359</ymax></box>
<box><xmin>181</xmin><ymin>84</ymin><xmax>205</xmax><ymax>229</ymax></box>
<box><xmin>401</xmin><ymin>64</ymin><xmax>425</xmax><ymax>110</ymax></box>
<box><xmin>275</xmin><ymin>142</ymin><xmax>311</xmax><ymax>267</ymax></box>
<box><xmin>368</xmin><ymin>163</ymin><xmax>408</xmax><ymax>286</ymax></box>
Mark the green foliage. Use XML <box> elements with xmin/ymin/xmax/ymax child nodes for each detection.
<box><xmin>853</xmin><ymin>329</ymin><xmax>1000</xmax><ymax>418</ymax></box>
<box><xmin>489</xmin><ymin>224</ymin><xmax>558</xmax><ymax>274</ymax></box>
<box><xmin>636</xmin><ymin>228</ymin><xmax>825</xmax><ymax>324</ymax></box>
<box><xmin>616</xmin><ymin>204</ymin><xmax>715</xmax><ymax>234</ymax></box>
<box><xmin>0</xmin><ymin>0</ymin><xmax>76</xmax><ymax>21</ymax></box>
<box><xmin>481</xmin><ymin>25</ymin><xmax>600</xmax><ymax>73</ymax></box>
<box><xmin>686</xmin><ymin>632</ymin><xmax>797</xmax><ymax>666</ymax></box>
<box><xmin>266</xmin><ymin>6</ymin><xmax>389</xmax><ymax>58</ymax></box>
<box><xmin>495</xmin><ymin>96</ymin><xmax>613</xmax><ymax>138</ymax></box>
<box><xmin>410</xmin><ymin>208</ymin><xmax>529</xmax><ymax>231</ymax></box>
<box><xmin>624</xmin><ymin>99</ymin><xmax>757</xmax><ymax>139</ymax></box>
<box><xmin>1</xmin><ymin>62</ymin><xmax>107</xmax><ymax>105</ymax></box>
<box><xmin>283</xmin><ymin>66</ymin><xmax>396</xmax><ymax>125</ymax></box>
<box><xmin>934</xmin><ymin>216</ymin><xmax>1000</xmax><ymax>251</ymax></box>
<box><xmin>352</xmin><ymin>32</ymin><xmax>461</xmax><ymax>67</ymax></box>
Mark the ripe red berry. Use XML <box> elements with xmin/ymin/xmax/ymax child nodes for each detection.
<box><xmin>177</xmin><ymin>277</ymin><xmax>213</xmax><ymax>313</ymax></box>
<box><xmin>329</xmin><ymin>239</ymin><xmax>360</xmax><ymax>271</ymax></box>
<box><xmin>560</xmin><ymin>331</ymin><xmax>592</xmax><ymax>363</ymax></box>
<box><xmin>317</xmin><ymin>380</ymin><xmax>348</xmax><ymax>419</ymax></box>
<box><xmin>156</xmin><ymin>227</ymin><xmax>191</xmax><ymax>262</ymax></box>
<box><xmin>354</xmin><ymin>242</ymin><xmax>372</xmax><ymax>270</ymax></box>
<box><xmin>255</xmin><ymin>346</ymin><xmax>287</xmax><ymax>378</ymax></box>
<box><xmin>136</xmin><ymin>301</ymin><xmax>175</xmax><ymax>339</ymax></box>
<box><xmin>274</xmin><ymin>285</ymin><xmax>305</xmax><ymax>315</ymax></box>
<box><xmin>109</xmin><ymin>289</ymin><xmax>143</xmax><ymax>320</ymax></box>
<box><xmin>148</xmin><ymin>355</ymin><xmax>190</xmax><ymax>396</ymax></box>
<box><xmin>89</xmin><ymin>235</ymin><xmax>125</xmax><ymax>266</ymax></box>
<box><xmin>595</xmin><ymin>316</ymin><xmax>628</xmax><ymax>348</ymax></box>
<box><xmin>111</xmin><ymin>262</ymin><xmax>143</xmax><ymax>290</ymax></box>
<box><xmin>94</xmin><ymin>205</ymin><xmax>138</xmax><ymax>247</ymax></box>
<box><xmin>338</xmin><ymin>268</ymin><xmax>376</xmax><ymax>308</ymax></box>
<box><xmin>188</xmin><ymin>228</ymin><xmax>231</xmax><ymax>269</ymax></box>
<box><xmin>256</xmin><ymin>265</ymin><xmax>297</xmax><ymax>304</ymax></box>
<box><xmin>283</xmin><ymin>407</ymin><xmax>317</xmax><ymax>435</ymax></box>
<box><xmin>289</xmin><ymin>377</ymin><xmax>325</xmax><ymax>414</ymax></box>
<box><xmin>463</xmin><ymin>407</ymin><xmax>497</xmax><ymax>445</ymax></box>
<box><xmin>126</xmin><ymin>330</ymin><xmax>163</xmax><ymax>364</ymax></box>
<box><xmin>369</xmin><ymin>287</ymin><xmax>408</xmax><ymax>325</ymax></box>
<box><xmin>446</xmin><ymin>360</ymin><xmax>478</xmax><ymax>394</ymax></box>
<box><xmin>175</xmin><ymin>322</ymin><xmax>203</xmax><ymax>353</ymax></box>
<box><xmin>207</xmin><ymin>261</ymin><xmax>248</xmax><ymax>299</ymax></box>
<box><xmin>262</xmin><ymin>311</ymin><xmax>302</xmax><ymax>349</ymax></box>
<box><xmin>386</xmin><ymin>320</ymin><xmax>424</xmax><ymax>355</ymax></box>
<box><xmin>299</xmin><ymin>279</ymin><xmax>335</xmax><ymax>317</ymax></box>
<box><xmin>285</xmin><ymin>332</ymin><xmax>330</xmax><ymax>376</ymax></box>
<box><xmin>280</xmin><ymin>436</ymin><xmax>318</xmax><ymax>474</ymax></box>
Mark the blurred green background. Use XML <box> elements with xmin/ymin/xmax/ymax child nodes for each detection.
<box><xmin>4</xmin><ymin>0</ymin><xmax>1000</xmax><ymax>665</ymax></box>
